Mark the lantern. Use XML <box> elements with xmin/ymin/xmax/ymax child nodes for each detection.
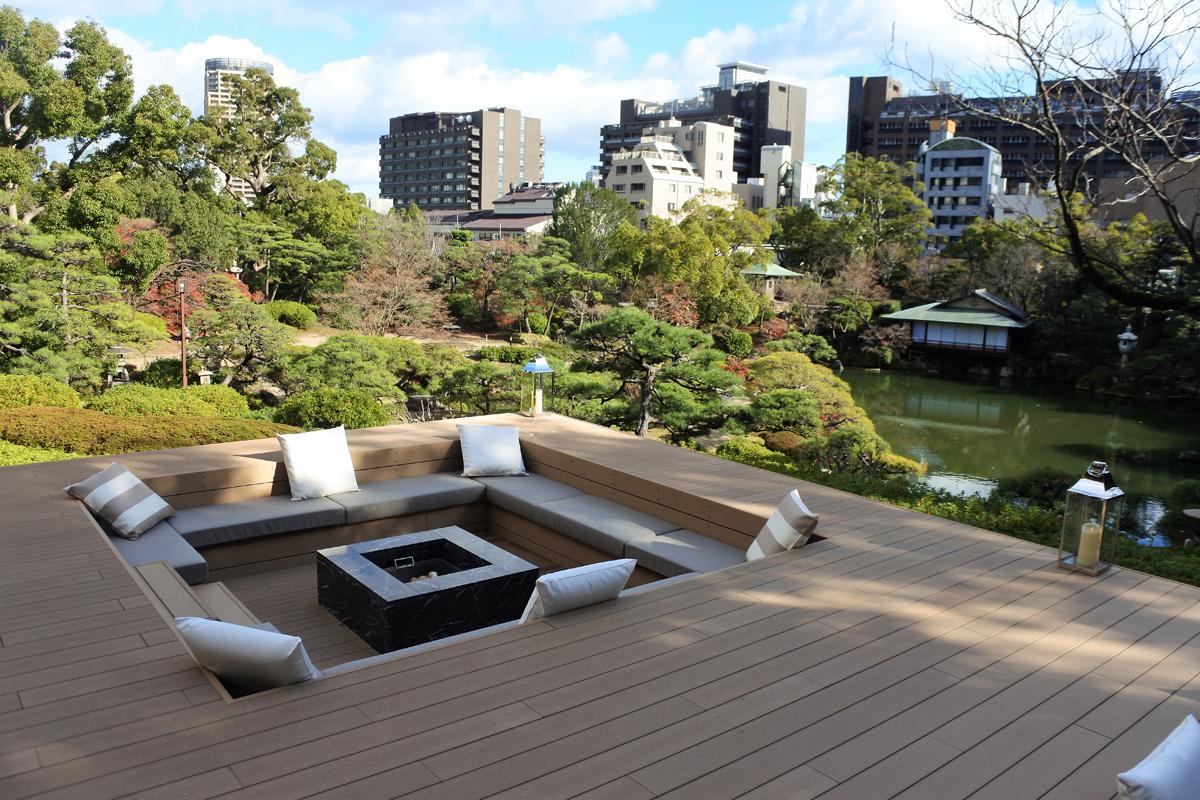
<box><xmin>521</xmin><ymin>354</ymin><xmax>554</xmax><ymax>417</ymax></box>
<box><xmin>1057</xmin><ymin>461</ymin><xmax>1125</xmax><ymax>576</ymax></box>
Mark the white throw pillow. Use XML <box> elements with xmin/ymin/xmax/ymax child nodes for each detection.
<box><xmin>276</xmin><ymin>426</ymin><xmax>358</xmax><ymax>500</ymax></box>
<box><xmin>175</xmin><ymin>616</ymin><xmax>321</xmax><ymax>691</ymax></box>
<box><xmin>521</xmin><ymin>559</ymin><xmax>637</xmax><ymax>622</ymax></box>
<box><xmin>65</xmin><ymin>463</ymin><xmax>174</xmax><ymax>540</ymax></box>
<box><xmin>1117</xmin><ymin>715</ymin><xmax>1200</xmax><ymax>800</ymax></box>
<box><xmin>458</xmin><ymin>424</ymin><xmax>527</xmax><ymax>477</ymax></box>
<box><xmin>746</xmin><ymin>489</ymin><xmax>818</xmax><ymax>561</ymax></box>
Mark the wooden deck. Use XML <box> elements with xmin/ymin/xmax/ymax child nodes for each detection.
<box><xmin>0</xmin><ymin>414</ymin><xmax>1198</xmax><ymax>799</ymax></box>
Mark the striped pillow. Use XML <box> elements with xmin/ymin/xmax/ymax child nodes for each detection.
<box><xmin>746</xmin><ymin>489</ymin><xmax>818</xmax><ymax>561</ymax></box>
<box><xmin>66</xmin><ymin>463</ymin><xmax>174</xmax><ymax>540</ymax></box>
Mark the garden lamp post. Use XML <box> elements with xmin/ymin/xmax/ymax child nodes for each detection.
<box><xmin>1057</xmin><ymin>461</ymin><xmax>1125</xmax><ymax>577</ymax></box>
<box><xmin>176</xmin><ymin>278</ymin><xmax>188</xmax><ymax>388</ymax></box>
<box><xmin>521</xmin><ymin>354</ymin><xmax>554</xmax><ymax>417</ymax></box>
<box><xmin>1117</xmin><ymin>325</ymin><xmax>1138</xmax><ymax>371</ymax></box>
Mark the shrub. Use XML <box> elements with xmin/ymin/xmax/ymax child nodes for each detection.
<box><xmin>476</xmin><ymin>344</ymin><xmax>535</xmax><ymax>364</ymax></box>
<box><xmin>0</xmin><ymin>407</ymin><xmax>296</xmax><ymax>455</ymax></box>
<box><xmin>88</xmin><ymin>385</ymin><xmax>219</xmax><ymax>418</ymax></box>
<box><xmin>749</xmin><ymin>389</ymin><xmax>823</xmax><ymax>438</ymax></box>
<box><xmin>525</xmin><ymin>312</ymin><xmax>549</xmax><ymax>337</ymax></box>
<box><xmin>714</xmin><ymin>328</ymin><xmax>754</xmax><ymax>359</ymax></box>
<box><xmin>276</xmin><ymin>388</ymin><xmax>390</xmax><ymax>430</ymax></box>
<box><xmin>264</xmin><ymin>300</ymin><xmax>318</xmax><ymax>330</ymax></box>
<box><xmin>996</xmin><ymin>468</ymin><xmax>1075</xmax><ymax>507</ymax></box>
<box><xmin>0</xmin><ymin>439</ymin><xmax>78</xmax><ymax>466</ymax></box>
<box><xmin>139</xmin><ymin>358</ymin><xmax>191</xmax><ymax>388</ymax></box>
<box><xmin>185</xmin><ymin>385</ymin><xmax>251</xmax><ymax>418</ymax></box>
<box><xmin>763</xmin><ymin>332</ymin><xmax>838</xmax><ymax>363</ymax></box>
<box><xmin>0</xmin><ymin>375</ymin><xmax>82</xmax><ymax>409</ymax></box>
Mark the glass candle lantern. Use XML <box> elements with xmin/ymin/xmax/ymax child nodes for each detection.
<box><xmin>1057</xmin><ymin>461</ymin><xmax>1124</xmax><ymax>576</ymax></box>
<box><xmin>520</xmin><ymin>354</ymin><xmax>554</xmax><ymax>417</ymax></box>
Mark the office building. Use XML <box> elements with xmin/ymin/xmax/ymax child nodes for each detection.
<box><xmin>604</xmin><ymin>119</ymin><xmax>735</xmax><ymax>223</ymax></box>
<box><xmin>203</xmin><ymin>57</ymin><xmax>275</xmax><ymax>204</ymax></box>
<box><xmin>379</xmin><ymin>108</ymin><xmax>543</xmax><ymax>211</ymax></box>
<box><xmin>598</xmin><ymin>62</ymin><xmax>806</xmax><ymax>184</ymax></box>
<box><xmin>845</xmin><ymin>71</ymin><xmax>1195</xmax><ymax>195</ymax></box>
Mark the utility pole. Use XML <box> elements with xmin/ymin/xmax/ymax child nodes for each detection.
<box><xmin>177</xmin><ymin>278</ymin><xmax>188</xmax><ymax>388</ymax></box>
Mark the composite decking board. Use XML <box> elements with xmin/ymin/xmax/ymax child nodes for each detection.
<box><xmin>2</xmin><ymin>414</ymin><xmax>1200</xmax><ymax>798</ymax></box>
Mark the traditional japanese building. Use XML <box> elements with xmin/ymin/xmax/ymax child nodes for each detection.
<box><xmin>882</xmin><ymin>289</ymin><xmax>1030</xmax><ymax>355</ymax></box>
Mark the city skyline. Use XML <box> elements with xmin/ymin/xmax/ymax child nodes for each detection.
<box><xmin>21</xmin><ymin>0</ymin><xmax>1023</xmax><ymax>196</ymax></box>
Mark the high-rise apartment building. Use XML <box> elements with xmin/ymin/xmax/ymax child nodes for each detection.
<box><xmin>598</xmin><ymin>63</ymin><xmax>806</xmax><ymax>185</ymax></box>
<box><xmin>844</xmin><ymin>71</ymin><xmax>1194</xmax><ymax>194</ymax></box>
<box><xmin>379</xmin><ymin>108</ymin><xmax>543</xmax><ymax>211</ymax></box>
<box><xmin>203</xmin><ymin>57</ymin><xmax>274</xmax><ymax>204</ymax></box>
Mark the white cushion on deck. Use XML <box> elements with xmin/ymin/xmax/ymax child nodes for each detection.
<box><xmin>1117</xmin><ymin>714</ymin><xmax>1200</xmax><ymax>800</ymax></box>
<box><xmin>277</xmin><ymin>426</ymin><xmax>359</xmax><ymax>500</ymax></box>
<box><xmin>520</xmin><ymin>559</ymin><xmax>636</xmax><ymax>622</ymax></box>
<box><xmin>458</xmin><ymin>425</ymin><xmax>526</xmax><ymax>477</ymax></box>
<box><xmin>175</xmin><ymin>616</ymin><xmax>321</xmax><ymax>692</ymax></box>
<box><xmin>746</xmin><ymin>489</ymin><xmax>818</xmax><ymax>561</ymax></box>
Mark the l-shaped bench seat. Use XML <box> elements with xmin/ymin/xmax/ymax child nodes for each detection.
<box><xmin>110</xmin><ymin>471</ymin><xmax>747</xmax><ymax>585</ymax></box>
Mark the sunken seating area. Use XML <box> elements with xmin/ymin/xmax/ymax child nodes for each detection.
<box><xmin>101</xmin><ymin>429</ymin><xmax>752</xmax><ymax>589</ymax></box>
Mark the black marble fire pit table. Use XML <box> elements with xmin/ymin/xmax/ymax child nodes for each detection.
<box><xmin>316</xmin><ymin>526</ymin><xmax>539</xmax><ymax>653</ymax></box>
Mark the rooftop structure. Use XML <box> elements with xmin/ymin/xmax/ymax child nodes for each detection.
<box><xmin>598</xmin><ymin>63</ymin><xmax>806</xmax><ymax>184</ymax></box>
<box><xmin>1</xmin><ymin>413</ymin><xmax>1196</xmax><ymax>798</ymax></box>
<box><xmin>379</xmin><ymin>108</ymin><xmax>544</xmax><ymax>212</ymax></box>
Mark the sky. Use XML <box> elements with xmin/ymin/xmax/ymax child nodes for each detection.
<box><xmin>18</xmin><ymin>0</ymin><xmax>1017</xmax><ymax>197</ymax></box>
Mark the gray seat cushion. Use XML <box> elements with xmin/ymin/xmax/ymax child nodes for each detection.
<box><xmin>171</xmin><ymin>495</ymin><xmax>346</xmax><ymax>548</ymax></box>
<box><xmin>329</xmin><ymin>474</ymin><xmax>486</xmax><ymax>525</ymax></box>
<box><xmin>532</xmin><ymin>495</ymin><xmax>678</xmax><ymax>557</ymax></box>
<box><xmin>475</xmin><ymin>474</ymin><xmax>585</xmax><ymax>519</ymax></box>
<box><xmin>625</xmin><ymin>530</ymin><xmax>744</xmax><ymax>578</ymax></box>
<box><xmin>109</xmin><ymin>519</ymin><xmax>208</xmax><ymax>585</ymax></box>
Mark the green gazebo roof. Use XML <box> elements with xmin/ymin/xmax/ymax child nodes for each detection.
<box><xmin>741</xmin><ymin>262</ymin><xmax>802</xmax><ymax>278</ymax></box>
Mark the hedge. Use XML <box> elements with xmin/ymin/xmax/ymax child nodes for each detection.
<box><xmin>185</xmin><ymin>385</ymin><xmax>251</xmax><ymax>417</ymax></box>
<box><xmin>0</xmin><ymin>375</ymin><xmax>82</xmax><ymax>410</ymax></box>
<box><xmin>264</xmin><ymin>300</ymin><xmax>318</xmax><ymax>330</ymax></box>
<box><xmin>88</xmin><ymin>385</ymin><xmax>221</xmax><ymax>418</ymax></box>
<box><xmin>0</xmin><ymin>439</ymin><xmax>78</xmax><ymax>466</ymax></box>
<box><xmin>276</xmin><ymin>388</ymin><xmax>390</xmax><ymax>430</ymax></box>
<box><xmin>0</xmin><ymin>407</ymin><xmax>297</xmax><ymax>456</ymax></box>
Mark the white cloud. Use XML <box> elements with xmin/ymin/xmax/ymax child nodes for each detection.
<box><xmin>591</xmin><ymin>33</ymin><xmax>631</xmax><ymax>71</ymax></box>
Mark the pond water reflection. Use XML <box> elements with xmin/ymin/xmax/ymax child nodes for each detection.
<box><xmin>841</xmin><ymin>369</ymin><xmax>1200</xmax><ymax>544</ymax></box>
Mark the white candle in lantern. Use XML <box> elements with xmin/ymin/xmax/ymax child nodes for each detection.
<box><xmin>1078</xmin><ymin>518</ymin><xmax>1103</xmax><ymax>569</ymax></box>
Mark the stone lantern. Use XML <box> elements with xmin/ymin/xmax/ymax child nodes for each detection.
<box><xmin>1117</xmin><ymin>325</ymin><xmax>1138</xmax><ymax>370</ymax></box>
<box><xmin>1057</xmin><ymin>461</ymin><xmax>1125</xmax><ymax>577</ymax></box>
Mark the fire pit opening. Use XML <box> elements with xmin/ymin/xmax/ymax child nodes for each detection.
<box><xmin>363</xmin><ymin>539</ymin><xmax>488</xmax><ymax>584</ymax></box>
